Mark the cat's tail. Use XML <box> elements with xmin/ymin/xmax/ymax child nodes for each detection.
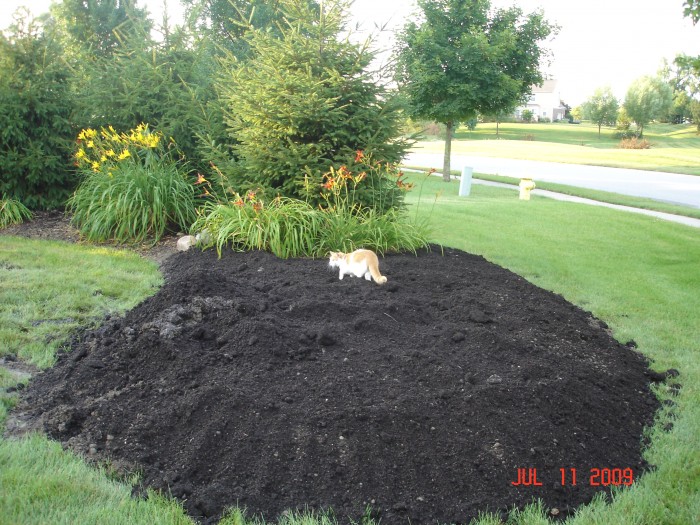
<box><xmin>368</xmin><ymin>260</ymin><xmax>387</xmax><ymax>285</ymax></box>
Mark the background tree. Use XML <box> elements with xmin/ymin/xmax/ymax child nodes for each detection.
<box><xmin>615</xmin><ymin>106</ymin><xmax>633</xmax><ymax>137</ymax></box>
<box><xmin>396</xmin><ymin>0</ymin><xmax>554</xmax><ymax>181</ymax></box>
<box><xmin>582</xmin><ymin>86</ymin><xmax>619</xmax><ymax>135</ymax></box>
<box><xmin>624</xmin><ymin>75</ymin><xmax>674</xmax><ymax>136</ymax></box>
<box><xmin>691</xmin><ymin>100</ymin><xmax>700</xmax><ymax>133</ymax></box>
<box><xmin>681</xmin><ymin>2</ymin><xmax>700</xmax><ymax>87</ymax></box>
<box><xmin>72</xmin><ymin>25</ymin><xmax>226</xmax><ymax>174</ymax></box>
<box><xmin>51</xmin><ymin>0</ymin><xmax>151</xmax><ymax>57</ymax></box>
<box><xmin>488</xmin><ymin>107</ymin><xmax>516</xmax><ymax>137</ymax></box>
<box><xmin>560</xmin><ymin>100</ymin><xmax>572</xmax><ymax>121</ymax></box>
<box><xmin>182</xmin><ymin>0</ymin><xmax>317</xmax><ymax>57</ymax></box>
<box><xmin>570</xmin><ymin>105</ymin><xmax>583</xmax><ymax>122</ymax></box>
<box><xmin>0</xmin><ymin>10</ymin><xmax>77</xmax><ymax>209</ymax></box>
<box><xmin>217</xmin><ymin>0</ymin><xmax>409</xmax><ymax>209</ymax></box>
<box><xmin>684</xmin><ymin>0</ymin><xmax>700</xmax><ymax>24</ymax></box>
<box><xmin>663</xmin><ymin>54</ymin><xmax>700</xmax><ymax>123</ymax></box>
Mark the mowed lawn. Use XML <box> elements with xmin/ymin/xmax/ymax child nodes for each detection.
<box><xmin>412</xmin><ymin>122</ymin><xmax>700</xmax><ymax>176</ymax></box>
<box><xmin>2</xmin><ymin>178</ymin><xmax>700</xmax><ymax>524</ymax></box>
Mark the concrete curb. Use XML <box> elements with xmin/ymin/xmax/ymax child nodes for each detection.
<box><xmin>470</xmin><ymin>178</ymin><xmax>700</xmax><ymax>229</ymax></box>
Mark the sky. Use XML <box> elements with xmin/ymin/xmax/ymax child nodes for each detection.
<box><xmin>2</xmin><ymin>0</ymin><xmax>699</xmax><ymax>106</ymax></box>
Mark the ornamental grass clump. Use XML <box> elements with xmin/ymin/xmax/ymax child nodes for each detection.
<box><xmin>0</xmin><ymin>195</ymin><xmax>33</xmax><ymax>229</ymax></box>
<box><xmin>195</xmin><ymin>191</ymin><xmax>326</xmax><ymax>259</ymax></box>
<box><xmin>68</xmin><ymin>124</ymin><xmax>196</xmax><ymax>244</ymax></box>
<box><xmin>194</xmin><ymin>151</ymin><xmax>429</xmax><ymax>258</ymax></box>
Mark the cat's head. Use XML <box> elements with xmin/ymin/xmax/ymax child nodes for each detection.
<box><xmin>328</xmin><ymin>251</ymin><xmax>344</xmax><ymax>267</ymax></box>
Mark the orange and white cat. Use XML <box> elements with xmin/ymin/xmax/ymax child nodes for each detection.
<box><xmin>328</xmin><ymin>249</ymin><xmax>387</xmax><ymax>285</ymax></box>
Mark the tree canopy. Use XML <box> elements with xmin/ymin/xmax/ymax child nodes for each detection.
<box><xmin>624</xmin><ymin>76</ymin><xmax>674</xmax><ymax>136</ymax></box>
<box><xmin>0</xmin><ymin>11</ymin><xmax>76</xmax><ymax>208</ymax></box>
<box><xmin>182</xmin><ymin>0</ymin><xmax>318</xmax><ymax>57</ymax></box>
<box><xmin>51</xmin><ymin>0</ymin><xmax>151</xmax><ymax>56</ymax></box>
<box><xmin>582</xmin><ymin>86</ymin><xmax>619</xmax><ymax>136</ymax></box>
<box><xmin>396</xmin><ymin>0</ymin><xmax>555</xmax><ymax>180</ymax></box>
<box><xmin>684</xmin><ymin>0</ymin><xmax>700</xmax><ymax>24</ymax></box>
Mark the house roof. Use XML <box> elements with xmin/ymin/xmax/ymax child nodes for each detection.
<box><xmin>531</xmin><ymin>80</ymin><xmax>558</xmax><ymax>93</ymax></box>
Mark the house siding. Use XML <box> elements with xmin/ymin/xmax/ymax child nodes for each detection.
<box><xmin>515</xmin><ymin>80</ymin><xmax>566</xmax><ymax>121</ymax></box>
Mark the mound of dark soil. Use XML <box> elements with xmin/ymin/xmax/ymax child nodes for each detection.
<box><xmin>15</xmin><ymin>246</ymin><xmax>661</xmax><ymax>524</ymax></box>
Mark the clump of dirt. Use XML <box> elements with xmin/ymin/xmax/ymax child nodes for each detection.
<box><xmin>14</xmin><ymin>246</ymin><xmax>662</xmax><ymax>524</ymax></box>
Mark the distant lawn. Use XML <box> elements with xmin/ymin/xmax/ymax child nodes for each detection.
<box><xmin>412</xmin><ymin>121</ymin><xmax>700</xmax><ymax>176</ymax></box>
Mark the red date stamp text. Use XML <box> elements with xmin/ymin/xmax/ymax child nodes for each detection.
<box><xmin>511</xmin><ymin>467</ymin><xmax>635</xmax><ymax>487</ymax></box>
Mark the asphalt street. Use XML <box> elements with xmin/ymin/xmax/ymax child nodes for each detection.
<box><xmin>404</xmin><ymin>152</ymin><xmax>700</xmax><ymax>209</ymax></box>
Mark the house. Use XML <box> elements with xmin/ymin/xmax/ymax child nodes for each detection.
<box><xmin>515</xmin><ymin>79</ymin><xmax>566</xmax><ymax>122</ymax></box>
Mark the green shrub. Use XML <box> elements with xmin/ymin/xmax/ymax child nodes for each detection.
<box><xmin>315</xmin><ymin>206</ymin><xmax>430</xmax><ymax>257</ymax></box>
<box><xmin>0</xmin><ymin>12</ymin><xmax>77</xmax><ymax>209</ymax></box>
<box><xmin>68</xmin><ymin>124</ymin><xmax>196</xmax><ymax>243</ymax></box>
<box><xmin>194</xmin><ymin>195</ymin><xmax>325</xmax><ymax>259</ymax></box>
<box><xmin>521</xmin><ymin>109</ymin><xmax>534</xmax><ymax>123</ymax></box>
<box><xmin>193</xmin><ymin>188</ymin><xmax>430</xmax><ymax>259</ymax></box>
<box><xmin>216</xmin><ymin>0</ymin><xmax>410</xmax><ymax>211</ymax></box>
<box><xmin>0</xmin><ymin>195</ymin><xmax>32</xmax><ymax>228</ymax></box>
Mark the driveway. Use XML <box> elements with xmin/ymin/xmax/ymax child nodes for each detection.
<box><xmin>403</xmin><ymin>152</ymin><xmax>700</xmax><ymax>209</ymax></box>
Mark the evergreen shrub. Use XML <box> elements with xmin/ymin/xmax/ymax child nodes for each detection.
<box><xmin>0</xmin><ymin>13</ymin><xmax>77</xmax><ymax>209</ymax></box>
<box><xmin>216</xmin><ymin>0</ymin><xmax>410</xmax><ymax>212</ymax></box>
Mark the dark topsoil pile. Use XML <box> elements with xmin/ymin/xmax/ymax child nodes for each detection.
<box><xmin>14</xmin><ymin>246</ymin><xmax>663</xmax><ymax>524</ymax></box>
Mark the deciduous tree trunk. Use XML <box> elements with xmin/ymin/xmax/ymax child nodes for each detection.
<box><xmin>443</xmin><ymin>120</ymin><xmax>453</xmax><ymax>182</ymax></box>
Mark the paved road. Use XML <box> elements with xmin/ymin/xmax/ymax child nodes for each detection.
<box><xmin>473</xmin><ymin>179</ymin><xmax>700</xmax><ymax>229</ymax></box>
<box><xmin>404</xmin><ymin>153</ymin><xmax>700</xmax><ymax>209</ymax></box>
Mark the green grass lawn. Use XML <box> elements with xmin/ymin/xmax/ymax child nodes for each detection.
<box><xmin>2</xmin><ymin>179</ymin><xmax>700</xmax><ymax>525</ymax></box>
<box><xmin>0</xmin><ymin>238</ymin><xmax>163</xmax><ymax>368</ymax></box>
<box><xmin>412</xmin><ymin>121</ymin><xmax>700</xmax><ymax>176</ymax></box>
